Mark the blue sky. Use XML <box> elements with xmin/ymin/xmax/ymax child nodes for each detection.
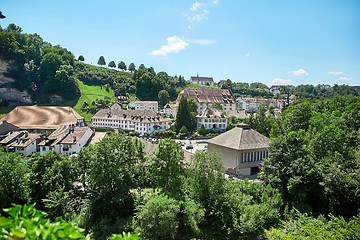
<box><xmin>1</xmin><ymin>0</ymin><xmax>359</xmax><ymax>86</ymax></box>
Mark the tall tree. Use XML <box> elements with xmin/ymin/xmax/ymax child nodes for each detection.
<box><xmin>108</xmin><ymin>60</ymin><xmax>116</xmax><ymax>68</ymax></box>
<box><xmin>78</xmin><ymin>55</ymin><xmax>84</xmax><ymax>62</ymax></box>
<box><xmin>97</xmin><ymin>56</ymin><xmax>106</xmax><ymax>66</ymax></box>
<box><xmin>158</xmin><ymin>89</ymin><xmax>169</xmax><ymax>106</ymax></box>
<box><xmin>128</xmin><ymin>62</ymin><xmax>136</xmax><ymax>72</ymax></box>
<box><xmin>0</xmin><ymin>150</ymin><xmax>29</xmax><ymax>209</ymax></box>
<box><xmin>118</xmin><ymin>61</ymin><xmax>127</xmax><ymax>71</ymax></box>
<box><xmin>175</xmin><ymin>96</ymin><xmax>193</xmax><ymax>132</ymax></box>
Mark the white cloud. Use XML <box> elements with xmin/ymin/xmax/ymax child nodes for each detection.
<box><xmin>245</xmin><ymin>53</ymin><xmax>250</xmax><ymax>57</ymax></box>
<box><xmin>191</xmin><ymin>1</ymin><xmax>202</xmax><ymax>11</ymax></box>
<box><xmin>328</xmin><ymin>71</ymin><xmax>344</xmax><ymax>76</ymax></box>
<box><xmin>338</xmin><ymin>77</ymin><xmax>352</xmax><ymax>81</ymax></box>
<box><xmin>213</xmin><ymin>0</ymin><xmax>219</xmax><ymax>4</ymax></box>
<box><xmin>288</xmin><ymin>68</ymin><xmax>308</xmax><ymax>76</ymax></box>
<box><xmin>186</xmin><ymin>9</ymin><xmax>209</xmax><ymax>22</ymax></box>
<box><xmin>271</xmin><ymin>78</ymin><xmax>293</xmax><ymax>84</ymax></box>
<box><xmin>191</xmin><ymin>39</ymin><xmax>216</xmax><ymax>45</ymax></box>
<box><xmin>152</xmin><ymin>36</ymin><xmax>188</xmax><ymax>56</ymax></box>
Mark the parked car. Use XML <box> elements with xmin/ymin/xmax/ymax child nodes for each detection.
<box><xmin>186</xmin><ymin>145</ymin><xmax>193</xmax><ymax>149</ymax></box>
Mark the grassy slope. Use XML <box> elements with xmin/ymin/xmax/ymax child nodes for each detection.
<box><xmin>74</xmin><ymin>79</ymin><xmax>117</xmax><ymax>122</ymax></box>
<box><xmin>187</xmin><ymin>83</ymin><xmax>220</xmax><ymax>89</ymax></box>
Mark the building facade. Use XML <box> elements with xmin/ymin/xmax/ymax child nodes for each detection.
<box><xmin>190</xmin><ymin>76</ymin><xmax>214</xmax><ymax>86</ymax></box>
<box><xmin>197</xmin><ymin>107</ymin><xmax>228</xmax><ymax>131</ymax></box>
<box><xmin>135</xmin><ymin>101</ymin><xmax>158</xmax><ymax>113</ymax></box>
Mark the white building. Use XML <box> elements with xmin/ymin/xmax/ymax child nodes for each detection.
<box><xmin>190</xmin><ymin>76</ymin><xmax>214</xmax><ymax>86</ymax></box>
<box><xmin>92</xmin><ymin>103</ymin><xmax>169</xmax><ymax>136</ymax></box>
<box><xmin>164</xmin><ymin>103</ymin><xmax>178</xmax><ymax>118</ymax></box>
<box><xmin>197</xmin><ymin>107</ymin><xmax>228</xmax><ymax>131</ymax></box>
<box><xmin>12</xmin><ymin>133</ymin><xmax>42</xmax><ymax>157</ymax></box>
<box><xmin>135</xmin><ymin>101</ymin><xmax>158</xmax><ymax>113</ymax></box>
<box><xmin>38</xmin><ymin>125</ymin><xmax>94</xmax><ymax>156</ymax></box>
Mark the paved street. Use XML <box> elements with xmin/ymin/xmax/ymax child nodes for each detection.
<box><xmin>174</xmin><ymin>139</ymin><xmax>208</xmax><ymax>154</ymax></box>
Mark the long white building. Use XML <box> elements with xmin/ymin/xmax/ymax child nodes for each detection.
<box><xmin>92</xmin><ymin>103</ymin><xmax>169</xmax><ymax>136</ymax></box>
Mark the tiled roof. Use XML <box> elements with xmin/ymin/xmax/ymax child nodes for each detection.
<box><xmin>0</xmin><ymin>106</ymin><xmax>84</xmax><ymax>130</ymax></box>
<box><xmin>12</xmin><ymin>133</ymin><xmax>42</xmax><ymax>148</ymax></box>
<box><xmin>190</xmin><ymin>76</ymin><xmax>214</xmax><ymax>82</ymax></box>
<box><xmin>197</xmin><ymin>106</ymin><xmax>228</xmax><ymax>118</ymax></box>
<box><xmin>92</xmin><ymin>109</ymin><xmax>168</xmax><ymax>123</ymax></box>
<box><xmin>207</xmin><ymin>123</ymin><xmax>270</xmax><ymax>151</ymax></box>
<box><xmin>226</xmin><ymin>110</ymin><xmax>249</xmax><ymax>119</ymax></box>
<box><xmin>39</xmin><ymin>126</ymin><xmax>92</xmax><ymax>147</ymax></box>
<box><xmin>0</xmin><ymin>131</ymin><xmax>27</xmax><ymax>145</ymax></box>
<box><xmin>177</xmin><ymin>87</ymin><xmax>235</xmax><ymax>104</ymax></box>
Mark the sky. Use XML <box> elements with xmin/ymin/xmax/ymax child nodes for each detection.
<box><xmin>1</xmin><ymin>0</ymin><xmax>360</xmax><ymax>86</ymax></box>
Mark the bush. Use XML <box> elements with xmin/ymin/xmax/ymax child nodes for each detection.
<box><xmin>197</xmin><ymin>124</ymin><xmax>207</xmax><ymax>136</ymax></box>
<box><xmin>179</xmin><ymin>126</ymin><xmax>188</xmax><ymax>135</ymax></box>
<box><xmin>134</xmin><ymin>195</ymin><xmax>180</xmax><ymax>239</ymax></box>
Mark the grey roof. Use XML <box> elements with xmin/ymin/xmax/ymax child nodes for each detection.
<box><xmin>190</xmin><ymin>76</ymin><xmax>214</xmax><ymax>82</ymax></box>
<box><xmin>226</xmin><ymin>110</ymin><xmax>249</xmax><ymax>120</ymax></box>
<box><xmin>0</xmin><ymin>120</ymin><xmax>20</xmax><ymax>135</ymax></box>
<box><xmin>177</xmin><ymin>87</ymin><xmax>235</xmax><ymax>104</ymax></box>
<box><xmin>197</xmin><ymin>106</ymin><xmax>228</xmax><ymax>119</ymax></box>
<box><xmin>207</xmin><ymin>123</ymin><xmax>270</xmax><ymax>151</ymax></box>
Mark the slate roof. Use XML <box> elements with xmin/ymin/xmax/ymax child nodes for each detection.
<box><xmin>92</xmin><ymin>109</ymin><xmax>168</xmax><ymax>123</ymax></box>
<box><xmin>207</xmin><ymin>123</ymin><xmax>270</xmax><ymax>151</ymax></box>
<box><xmin>177</xmin><ymin>87</ymin><xmax>235</xmax><ymax>104</ymax></box>
<box><xmin>226</xmin><ymin>110</ymin><xmax>249</xmax><ymax>120</ymax></box>
<box><xmin>197</xmin><ymin>106</ymin><xmax>228</xmax><ymax>118</ymax></box>
<box><xmin>0</xmin><ymin>120</ymin><xmax>20</xmax><ymax>135</ymax></box>
<box><xmin>0</xmin><ymin>106</ymin><xmax>84</xmax><ymax>130</ymax></box>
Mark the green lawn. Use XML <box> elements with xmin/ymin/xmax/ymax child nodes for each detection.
<box><xmin>74</xmin><ymin>80</ymin><xmax>117</xmax><ymax>122</ymax></box>
<box><xmin>187</xmin><ymin>83</ymin><xmax>220</xmax><ymax>89</ymax></box>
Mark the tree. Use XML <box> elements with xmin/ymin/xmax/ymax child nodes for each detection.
<box><xmin>79</xmin><ymin>134</ymin><xmax>145</xmax><ymax>239</ymax></box>
<box><xmin>29</xmin><ymin>151</ymin><xmax>75</xmax><ymax>210</ymax></box>
<box><xmin>138</xmin><ymin>64</ymin><xmax>146</xmax><ymax>70</ymax></box>
<box><xmin>78</xmin><ymin>55</ymin><xmax>84</xmax><ymax>62</ymax></box>
<box><xmin>0</xmin><ymin>150</ymin><xmax>29</xmax><ymax>209</ymax></box>
<box><xmin>198</xmin><ymin>124</ymin><xmax>207</xmax><ymax>136</ymax></box>
<box><xmin>128</xmin><ymin>62</ymin><xmax>136</xmax><ymax>72</ymax></box>
<box><xmin>97</xmin><ymin>56</ymin><xmax>106</xmax><ymax>66</ymax></box>
<box><xmin>134</xmin><ymin>195</ymin><xmax>181</xmax><ymax>240</ymax></box>
<box><xmin>148</xmin><ymin>138</ymin><xmax>185</xmax><ymax>197</ymax></box>
<box><xmin>158</xmin><ymin>89</ymin><xmax>169</xmax><ymax>106</ymax></box>
<box><xmin>118</xmin><ymin>61</ymin><xmax>127</xmax><ymax>71</ymax></box>
<box><xmin>108</xmin><ymin>60</ymin><xmax>116</xmax><ymax>68</ymax></box>
<box><xmin>175</xmin><ymin>96</ymin><xmax>193</xmax><ymax>133</ymax></box>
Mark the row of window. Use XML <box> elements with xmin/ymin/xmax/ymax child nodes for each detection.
<box><xmin>93</xmin><ymin>119</ymin><xmax>164</xmax><ymax>126</ymax></box>
<box><xmin>200</xmin><ymin>119</ymin><xmax>227</xmax><ymax>123</ymax></box>
<box><xmin>241</xmin><ymin>151</ymin><xmax>268</xmax><ymax>163</ymax></box>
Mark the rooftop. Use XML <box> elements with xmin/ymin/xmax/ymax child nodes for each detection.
<box><xmin>197</xmin><ymin>106</ymin><xmax>228</xmax><ymax>119</ymax></box>
<box><xmin>207</xmin><ymin>123</ymin><xmax>270</xmax><ymax>151</ymax></box>
<box><xmin>0</xmin><ymin>106</ymin><xmax>84</xmax><ymax>130</ymax></box>
<box><xmin>177</xmin><ymin>87</ymin><xmax>235</xmax><ymax>104</ymax></box>
<box><xmin>190</xmin><ymin>76</ymin><xmax>214</xmax><ymax>82</ymax></box>
<box><xmin>92</xmin><ymin>109</ymin><xmax>168</xmax><ymax>123</ymax></box>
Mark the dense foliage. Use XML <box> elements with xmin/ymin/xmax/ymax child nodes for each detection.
<box><xmin>0</xmin><ymin>24</ymin><xmax>80</xmax><ymax>102</ymax></box>
<box><xmin>260</xmin><ymin>95</ymin><xmax>360</xmax><ymax>218</ymax></box>
<box><xmin>294</xmin><ymin>84</ymin><xmax>360</xmax><ymax>100</ymax></box>
<box><xmin>266</xmin><ymin>211</ymin><xmax>360</xmax><ymax>239</ymax></box>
